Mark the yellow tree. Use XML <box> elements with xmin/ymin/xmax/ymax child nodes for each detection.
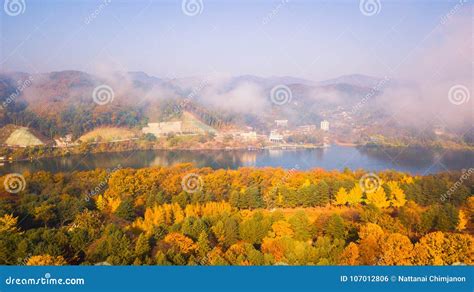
<box><xmin>387</xmin><ymin>181</ymin><xmax>407</xmax><ymax>207</ymax></box>
<box><xmin>171</xmin><ymin>203</ymin><xmax>184</xmax><ymax>224</ymax></box>
<box><xmin>412</xmin><ymin>231</ymin><xmax>444</xmax><ymax>265</ymax></box>
<box><xmin>412</xmin><ymin>232</ymin><xmax>473</xmax><ymax>265</ymax></box>
<box><xmin>379</xmin><ymin>233</ymin><xmax>413</xmax><ymax>265</ymax></box>
<box><xmin>347</xmin><ymin>184</ymin><xmax>363</xmax><ymax>206</ymax></box>
<box><xmin>261</xmin><ymin>237</ymin><xmax>287</xmax><ymax>263</ymax></box>
<box><xmin>334</xmin><ymin>187</ymin><xmax>348</xmax><ymax>206</ymax></box>
<box><xmin>224</xmin><ymin>243</ymin><xmax>247</xmax><ymax>265</ymax></box>
<box><xmin>202</xmin><ymin>202</ymin><xmax>232</xmax><ymax>217</ymax></box>
<box><xmin>27</xmin><ymin>255</ymin><xmax>67</xmax><ymax>266</ymax></box>
<box><xmin>400</xmin><ymin>175</ymin><xmax>414</xmax><ymax>185</ymax></box>
<box><xmin>358</xmin><ymin>223</ymin><xmax>385</xmax><ymax>265</ymax></box>
<box><xmin>206</xmin><ymin>247</ymin><xmax>227</xmax><ymax>265</ymax></box>
<box><xmin>269</xmin><ymin>220</ymin><xmax>294</xmax><ymax>238</ymax></box>
<box><xmin>0</xmin><ymin>214</ymin><xmax>18</xmax><ymax>233</ymax></box>
<box><xmin>366</xmin><ymin>187</ymin><xmax>390</xmax><ymax>208</ymax></box>
<box><xmin>339</xmin><ymin>242</ymin><xmax>360</xmax><ymax>265</ymax></box>
<box><xmin>457</xmin><ymin>210</ymin><xmax>468</xmax><ymax>231</ymax></box>
<box><xmin>211</xmin><ymin>221</ymin><xmax>226</xmax><ymax>245</ymax></box>
<box><xmin>163</xmin><ymin>233</ymin><xmax>196</xmax><ymax>255</ymax></box>
<box><xmin>132</xmin><ymin>203</ymin><xmax>186</xmax><ymax>233</ymax></box>
<box><xmin>96</xmin><ymin>195</ymin><xmax>121</xmax><ymax>213</ymax></box>
<box><xmin>96</xmin><ymin>195</ymin><xmax>106</xmax><ymax>211</ymax></box>
<box><xmin>443</xmin><ymin>233</ymin><xmax>473</xmax><ymax>265</ymax></box>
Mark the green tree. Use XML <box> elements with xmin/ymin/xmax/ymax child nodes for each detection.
<box><xmin>298</xmin><ymin>182</ymin><xmax>317</xmax><ymax>207</ymax></box>
<box><xmin>197</xmin><ymin>231</ymin><xmax>210</xmax><ymax>258</ymax></box>
<box><xmin>315</xmin><ymin>181</ymin><xmax>330</xmax><ymax>206</ymax></box>
<box><xmin>239</xmin><ymin>212</ymin><xmax>272</xmax><ymax>245</ymax></box>
<box><xmin>135</xmin><ymin>233</ymin><xmax>151</xmax><ymax>259</ymax></box>
<box><xmin>115</xmin><ymin>198</ymin><xmax>136</xmax><ymax>221</ymax></box>
<box><xmin>325</xmin><ymin>214</ymin><xmax>345</xmax><ymax>240</ymax></box>
<box><xmin>399</xmin><ymin>201</ymin><xmax>423</xmax><ymax>236</ymax></box>
<box><xmin>288</xmin><ymin>211</ymin><xmax>312</xmax><ymax>241</ymax></box>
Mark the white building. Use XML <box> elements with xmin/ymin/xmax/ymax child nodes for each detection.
<box><xmin>55</xmin><ymin>134</ymin><xmax>74</xmax><ymax>147</ymax></box>
<box><xmin>320</xmin><ymin>120</ymin><xmax>329</xmax><ymax>131</ymax></box>
<box><xmin>142</xmin><ymin>121</ymin><xmax>183</xmax><ymax>136</ymax></box>
<box><xmin>269</xmin><ymin>131</ymin><xmax>284</xmax><ymax>143</ymax></box>
<box><xmin>275</xmin><ymin>120</ymin><xmax>288</xmax><ymax>127</ymax></box>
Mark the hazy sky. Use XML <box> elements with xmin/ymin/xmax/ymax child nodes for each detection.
<box><xmin>0</xmin><ymin>0</ymin><xmax>472</xmax><ymax>81</ymax></box>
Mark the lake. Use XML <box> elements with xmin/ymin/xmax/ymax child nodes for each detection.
<box><xmin>0</xmin><ymin>146</ymin><xmax>473</xmax><ymax>175</ymax></box>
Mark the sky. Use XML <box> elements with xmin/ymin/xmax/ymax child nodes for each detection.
<box><xmin>0</xmin><ymin>0</ymin><xmax>472</xmax><ymax>81</ymax></box>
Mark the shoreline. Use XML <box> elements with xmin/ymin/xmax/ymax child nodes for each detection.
<box><xmin>334</xmin><ymin>140</ymin><xmax>474</xmax><ymax>151</ymax></box>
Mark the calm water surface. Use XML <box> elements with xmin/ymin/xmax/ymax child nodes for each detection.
<box><xmin>0</xmin><ymin>146</ymin><xmax>473</xmax><ymax>175</ymax></box>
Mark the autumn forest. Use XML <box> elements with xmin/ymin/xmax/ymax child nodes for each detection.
<box><xmin>0</xmin><ymin>164</ymin><xmax>472</xmax><ymax>266</ymax></box>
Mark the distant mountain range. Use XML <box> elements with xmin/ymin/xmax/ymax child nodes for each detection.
<box><xmin>0</xmin><ymin>70</ymin><xmax>395</xmax><ymax>135</ymax></box>
<box><xmin>316</xmin><ymin>74</ymin><xmax>383</xmax><ymax>88</ymax></box>
<box><xmin>1</xmin><ymin>69</ymin><xmax>388</xmax><ymax>105</ymax></box>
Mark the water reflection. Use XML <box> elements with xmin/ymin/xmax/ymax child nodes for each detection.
<box><xmin>0</xmin><ymin>146</ymin><xmax>473</xmax><ymax>175</ymax></box>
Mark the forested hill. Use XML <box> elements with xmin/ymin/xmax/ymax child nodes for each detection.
<box><xmin>0</xmin><ymin>70</ymin><xmax>385</xmax><ymax>139</ymax></box>
<box><xmin>2</xmin><ymin>70</ymin><xmax>472</xmax><ymax>147</ymax></box>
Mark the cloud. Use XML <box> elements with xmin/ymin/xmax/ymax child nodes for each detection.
<box><xmin>378</xmin><ymin>7</ymin><xmax>473</xmax><ymax>130</ymax></box>
<box><xmin>202</xmin><ymin>80</ymin><xmax>268</xmax><ymax>113</ymax></box>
